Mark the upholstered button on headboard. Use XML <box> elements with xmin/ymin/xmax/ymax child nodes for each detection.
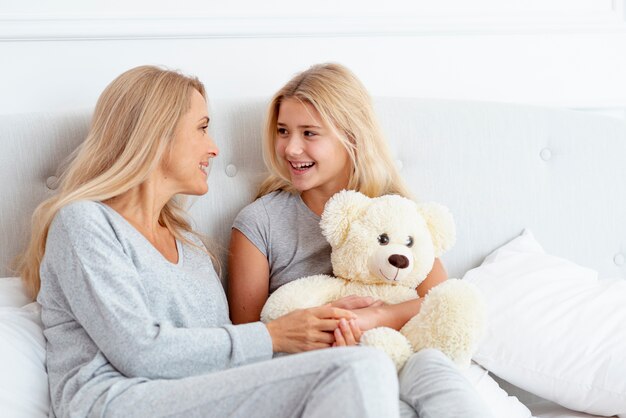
<box><xmin>1</xmin><ymin>99</ymin><xmax>625</xmax><ymax>282</ymax></box>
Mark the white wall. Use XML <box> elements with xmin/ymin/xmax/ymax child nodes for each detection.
<box><xmin>1</xmin><ymin>0</ymin><xmax>626</xmax><ymax>118</ymax></box>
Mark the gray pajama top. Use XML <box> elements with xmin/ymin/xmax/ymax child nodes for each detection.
<box><xmin>38</xmin><ymin>200</ymin><xmax>273</xmax><ymax>418</ymax></box>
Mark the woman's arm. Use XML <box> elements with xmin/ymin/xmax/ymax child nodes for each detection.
<box><xmin>44</xmin><ymin>204</ymin><xmax>274</xmax><ymax>380</ymax></box>
<box><xmin>228</xmin><ymin>229</ymin><xmax>271</xmax><ymax>324</ymax></box>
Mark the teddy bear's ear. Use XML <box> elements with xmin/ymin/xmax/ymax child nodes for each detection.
<box><xmin>320</xmin><ymin>190</ymin><xmax>370</xmax><ymax>247</ymax></box>
<box><xmin>416</xmin><ymin>202</ymin><xmax>456</xmax><ymax>257</ymax></box>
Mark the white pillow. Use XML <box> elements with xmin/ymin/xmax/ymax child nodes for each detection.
<box><xmin>0</xmin><ymin>302</ymin><xmax>49</xmax><ymax>418</ymax></box>
<box><xmin>464</xmin><ymin>229</ymin><xmax>626</xmax><ymax>417</ymax></box>
<box><xmin>463</xmin><ymin>362</ymin><xmax>532</xmax><ymax>418</ymax></box>
<box><xmin>0</xmin><ymin>277</ymin><xmax>32</xmax><ymax>308</ymax></box>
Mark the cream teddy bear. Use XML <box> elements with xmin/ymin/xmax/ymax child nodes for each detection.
<box><xmin>261</xmin><ymin>190</ymin><xmax>485</xmax><ymax>370</ymax></box>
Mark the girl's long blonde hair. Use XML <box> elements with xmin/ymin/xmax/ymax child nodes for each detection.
<box><xmin>257</xmin><ymin>62</ymin><xmax>412</xmax><ymax>199</ymax></box>
<box><xmin>18</xmin><ymin>65</ymin><xmax>211</xmax><ymax>299</ymax></box>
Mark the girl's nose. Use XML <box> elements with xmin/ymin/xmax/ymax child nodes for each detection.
<box><xmin>284</xmin><ymin>136</ymin><xmax>303</xmax><ymax>156</ymax></box>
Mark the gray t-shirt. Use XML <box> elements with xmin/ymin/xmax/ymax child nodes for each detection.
<box><xmin>38</xmin><ymin>200</ymin><xmax>273</xmax><ymax>418</ymax></box>
<box><xmin>233</xmin><ymin>190</ymin><xmax>333</xmax><ymax>294</ymax></box>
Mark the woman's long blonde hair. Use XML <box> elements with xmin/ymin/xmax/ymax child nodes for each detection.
<box><xmin>257</xmin><ymin>63</ymin><xmax>412</xmax><ymax>199</ymax></box>
<box><xmin>18</xmin><ymin>65</ymin><xmax>211</xmax><ymax>299</ymax></box>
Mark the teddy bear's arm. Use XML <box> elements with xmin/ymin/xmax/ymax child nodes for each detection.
<box><xmin>260</xmin><ymin>275</ymin><xmax>346</xmax><ymax>322</ymax></box>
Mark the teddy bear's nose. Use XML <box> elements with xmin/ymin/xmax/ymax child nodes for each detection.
<box><xmin>388</xmin><ymin>254</ymin><xmax>409</xmax><ymax>269</ymax></box>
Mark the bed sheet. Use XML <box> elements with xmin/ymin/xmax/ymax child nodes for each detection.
<box><xmin>530</xmin><ymin>401</ymin><xmax>617</xmax><ymax>418</ymax></box>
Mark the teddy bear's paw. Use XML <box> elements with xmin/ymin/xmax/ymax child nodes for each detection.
<box><xmin>260</xmin><ymin>275</ymin><xmax>343</xmax><ymax>322</ymax></box>
<box><xmin>400</xmin><ymin>279</ymin><xmax>486</xmax><ymax>367</ymax></box>
<box><xmin>360</xmin><ymin>327</ymin><xmax>413</xmax><ymax>371</ymax></box>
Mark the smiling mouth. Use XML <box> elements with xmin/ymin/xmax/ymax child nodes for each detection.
<box><xmin>289</xmin><ymin>161</ymin><xmax>315</xmax><ymax>172</ymax></box>
<box><xmin>379</xmin><ymin>268</ymin><xmax>399</xmax><ymax>282</ymax></box>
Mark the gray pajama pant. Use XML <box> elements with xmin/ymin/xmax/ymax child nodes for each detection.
<box><xmin>101</xmin><ymin>347</ymin><xmax>398</xmax><ymax>418</ymax></box>
<box><xmin>399</xmin><ymin>349</ymin><xmax>493</xmax><ymax>418</ymax></box>
<box><xmin>101</xmin><ymin>348</ymin><xmax>491</xmax><ymax>418</ymax></box>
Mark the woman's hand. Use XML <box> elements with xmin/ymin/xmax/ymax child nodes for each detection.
<box><xmin>266</xmin><ymin>305</ymin><xmax>356</xmax><ymax>353</ymax></box>
<box><xmin>333</xmin><ymin>318</ymin><xmax>362</xmax><ymax>347</ymax></box>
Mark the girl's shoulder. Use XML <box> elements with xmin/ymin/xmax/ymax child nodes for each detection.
<box><xmin>234</xmin><ymin>190</ymin><xmax>304</xmax><ymax>232</ymax></box>
<box><xmin>239</xmin><ymin>190</ymin><xmax>298</xmax><ymax>215</ymax></box>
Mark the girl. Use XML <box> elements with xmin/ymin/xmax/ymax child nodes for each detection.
<box><xmin>18</xmin><ymin>65</ymin><xmax>399</xmax><ymax>418</ymax></box>
<box><xmin>229</xmin><ymin>63</ymin><xmax>492</xmax><ymax>418</ymax></box>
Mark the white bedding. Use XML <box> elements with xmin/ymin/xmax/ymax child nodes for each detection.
<box><xmin>465</xmin><ymin>230</ymin><xmax>626</xmax><ymax>417</ymax></box>
<box><xmin>1</xmin><ymin>275</ymin><xmax>620</xmax><ymax>418</ymax></box>
<box><xmin>530</xmin><ymin>401</ymin><xmax>616</xmax><ymax>418</ymax></box>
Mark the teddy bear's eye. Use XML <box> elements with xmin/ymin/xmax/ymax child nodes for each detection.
<box><xmin>406</xmin><ymin>236</ymin><xmax>414</xmax><ymax>248</ymax></box>
<box><xmin>377</xmin><ymin>233</ymin><xmax>389</xmax><ymax>245</ymax></box>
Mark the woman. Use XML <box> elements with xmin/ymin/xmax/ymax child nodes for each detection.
<box><xmin>18</xmin><ymin>65</ymin><xmax>399</xmax><ymax>418</ymax></box>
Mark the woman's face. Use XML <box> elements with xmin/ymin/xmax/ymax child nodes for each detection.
<box><xmin>161</xmin><ymin>89</ymin><xmax>219</xmax><ymax>196</ymax></box>
<box><xmin>274</xmin><ymin>98</ymin><xmax>351</xmax><ymax>196</ymax></box>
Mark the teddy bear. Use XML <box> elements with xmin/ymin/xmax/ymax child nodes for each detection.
<box><xmin>260</xmin><ymin>190</ymin><xmax>485</xmax><ymax>370</ymax></box>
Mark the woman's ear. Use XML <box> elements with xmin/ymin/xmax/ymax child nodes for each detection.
<box><xmin>416</xmin><ymin>202</ymin><xmax>456</xmax><ymax>257</ymax></box>
<box><xmin>320</xmin><ymin>190</ymin><xmax>370</xmax><ymax>247</ymax></box>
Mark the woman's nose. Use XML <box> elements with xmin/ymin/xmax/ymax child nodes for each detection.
<box><xmin>207</xmin><ymin>135</ymin><xmax>219</xmax><ymax>157</ymax></box>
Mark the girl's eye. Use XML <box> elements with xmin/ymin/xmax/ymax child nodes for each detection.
<box><xmin>201</xmin><ymin>125</ymin><xmax>208</xmax><ymax>133</ymax></box>
<box><xmin>406</xmin><ymin>236</ymin><xmax>414</xmax><ymax>248</ymax></box>
<box><xmin>277</xmin><ymin>128</ymin><xmax>288</xmax><ymax>136</ymax></box>
<box><xmin>377</xmin><ymin>233</ymin><xmax>389</xmax><ymax>246</ymax></box>
<box><xmin>303</xmin><ymin>131</ymin><xmax>317</xmax><ymax>137</ymax></box>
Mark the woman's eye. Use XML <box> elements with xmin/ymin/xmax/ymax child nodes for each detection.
<box><xmin>406</xmin><ymin>236</ymin><xmax>414</xmax><ymax>248</ymax></box>
<box><xmin>377</xmin><ymin>233</ymin><xmax>389</xmax><ymax>246</ymax></box>
<box><xmin>277</xmin><ymin>128</ymin><xmax>288</xmax><ymax>135</ymax></box>
<box><xmin>201</xmin><ymin>125</ymin><xmax>208</xmax><ymax>133</ymax></box>
<box><xmin>303</xmin><ymin>130</ymin><xmax>317</xmax><ymax>137</ymax></box>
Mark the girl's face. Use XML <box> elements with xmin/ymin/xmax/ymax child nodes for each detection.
<box><xmin>161</xmin><ymin>89</ymin><xmax>219</xmax><ymax>196</ymax></box>
<box><xmin>275</xmin><ymin>98</ymin><xmax>351</xmax><ymax>196</ymax></box>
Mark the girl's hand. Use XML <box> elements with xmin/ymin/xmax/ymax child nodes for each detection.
<box><xmin>350</xmin><ymin>304</ymin><xmax>386</xmax><ymax>332</ymax></box>
<box><xmin>352</xmin><ymin>298</ymin><xmax>423</xmax><ymax>332</ymax></box>
<box><xmin>330</xmin><ymin>295</ymin><xmax>381</xmax><ymax>310</ymax></box>
<box><xmin>266</xmin><ymin>305</ymin><xmax>356</xmax><ymax>353</ymax></box>
<box><xmin>333</xmin><ymin>318</ymin><xmax>362</xmax><ymax>347</ymax></box>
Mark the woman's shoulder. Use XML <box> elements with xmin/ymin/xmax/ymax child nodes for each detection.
<box><xmin>51</xmin><ymin>200</ymin><xmax>115</xmax><ymax>238</ymax></box>
<box><xmin>54</xmin><ymin>200</ymin><xmax>108</xmax><ymax>224</ymax></box>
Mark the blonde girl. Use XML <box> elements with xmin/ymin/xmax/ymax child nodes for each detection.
<box><xmin>229</xmin><ymin>63</ymin><xmax>491</xmax><ymax>418</ymax></box>
<box><xmin>18</xmin><ymin>65</ymin><xmax>399</xmax><ymax>418</ymax></box>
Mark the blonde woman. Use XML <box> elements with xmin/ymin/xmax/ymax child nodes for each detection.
<box><xmin>228</xmin><ymin>63</ymin><xmax>492</xmax><ymax>418</ymax></box>
<box><xmin>18</xmin><ymin>65</ymin><xmax>399</xmax><ymax>418</ymax></box>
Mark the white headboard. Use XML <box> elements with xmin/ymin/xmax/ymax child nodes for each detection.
<box><xmin>1</xmin><ymin>98</ymin><xmax>625</xmax><ymax>281</ymax></box>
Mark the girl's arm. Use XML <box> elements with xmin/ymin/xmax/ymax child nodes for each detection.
<box><xmin>229</xmin><ymin>228</ymin><xmax>361</xmax><ymax>350</ymax></box>
<box><xmin>228</xmin><ymin>229</ymin><xmax>271</xmax><ymax>324</ymax></box>
<box><xmin>229</xmin><ymin>221</ymin><xmax>447</xmax><ymax>333</ymax></box>
<box><xmin>352</xmin><ymin>258</ymin><xmax>447</xmax><ymax>332</ymax></box>
<box><xmin>416</xmin><ymin>258</ymin><xmax>447</xmax><ymax>297</ymax></box>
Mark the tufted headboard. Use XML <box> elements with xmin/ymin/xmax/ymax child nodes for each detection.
<box><xmin>1</xmin><ymin>98</ymin><xmax>625</xmax><ymax>282</ymax></box>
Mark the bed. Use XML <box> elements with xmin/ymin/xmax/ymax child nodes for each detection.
<box><xmin>1</xmin><ymin>98</ymin><xmax>625</xmax><ymax>417</ymax></box>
